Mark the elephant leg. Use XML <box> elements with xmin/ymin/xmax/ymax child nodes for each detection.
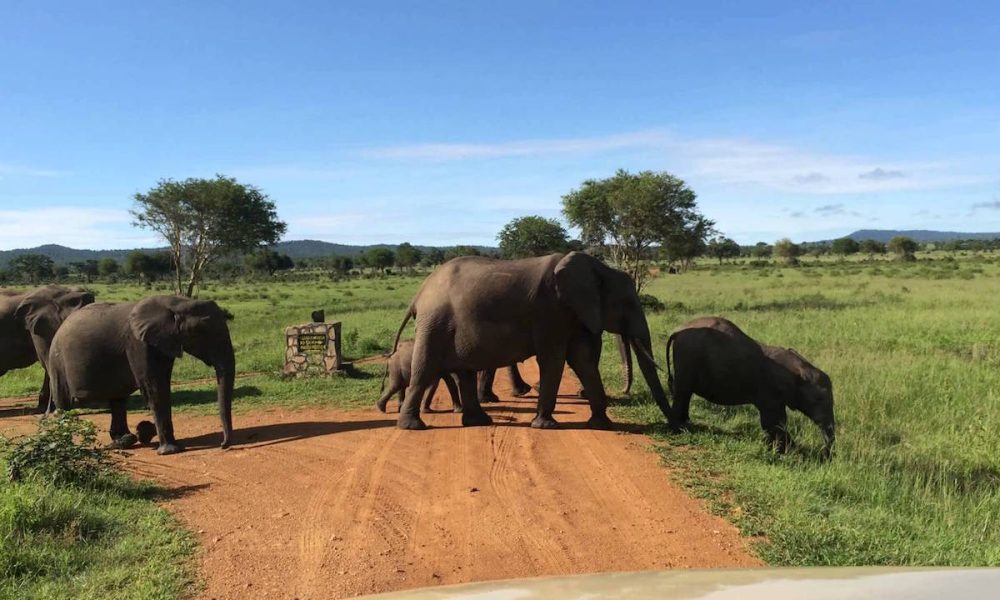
<box><xmin>567</xmin><ymin>335</ymin><xmax>613</xmax><ymax>430</ymax></box>
<box><xmin>457</xmin><ymin>370</ymin><xmax>491</xmax><ymax>427</ymax></box>
<box><xmin>759</xmin><ymin>405</ymin><xmax>791</xmax><ymax>453</ymax></box>
<box><xmin>443</xmin><ymin>373</ymin><xmax>462</xmax><ymax>412</ymax></box>
<box><xmin>477</xmin><ymin>369</ymin><xmax>500</xmax><ymax>403</ymax></box>
<box><xmin>398</xmin><ymin>337</ymin><xmax>435</xmax><ymax>430</ymax></box>
<box><xmin>422</xmin><ymin>378</ymin><xmax>441</xmax><ymax>412</ymax></box>
<box><xmin>107</xmin><ymin>398</ymin><xmax>138</xmax><ymax>449</ymax></box>
<box><xmin>575</xmin><ymin>337</ymin><xmax>602</xmax><ymax>399</ymax></box>
<box><xmin>35</xmin><ymin>372</ymin><xmax>52</xmax><ymax>415</ymax></box>
<box><xmin>507</xmin><ymin>364</ymin><xmax>532</xmax><ymax>397</ymax></box>
<box><xmin>141</xmin><ymin>374</ymin><xmax>183</xmax><ymax>455</ymax></box>
<box><xmin>531</xmin><ymin>349</ymin><xmax>566</xmax><ymax>429</ymax></box>
<box><xmin>671</xmin><ymin>387</ymin><xmax>693</xmax><ymax>429</ymax></box>
<box><xmin>377</xmin><ymin>380</ymin><xmax>399</xmax><ymax>413</ymax></box>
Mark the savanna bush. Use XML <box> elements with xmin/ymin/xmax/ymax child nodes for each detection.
<box><xmin>1</xmin><ymin>413</ymin><xmax>116</xmax><ymax>487</ymax></box>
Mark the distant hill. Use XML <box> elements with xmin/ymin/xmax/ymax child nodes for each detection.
<box><xmin>843</xmin><ymin>230</ymin><xmax>1000</xmax><ymax>243</ymax></box>
<box><xmin>0</xmin><ymin>240</ymin><xmax>497</xmax><ymax>267</ymax></box>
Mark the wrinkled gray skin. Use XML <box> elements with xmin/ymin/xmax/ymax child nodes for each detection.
<box><xmin>0</xmin><ymin>286</ymin><xmax>94</xmax><ymax>413</ymax></box>
<box><xmin>667</xmin><ymin>316</ymin><xmax>835</xmax><ymax>459</ymax></box>
<box><xmin>390</xmin><ymin>252</ymin><xmax>673</xmax><ymax>430</ymax></box>
<box><xmin>377</xmin><ymin>339</ymin><xmax>462</xmax><ymax>413</ymax></box>
<box><xmin>47</xmin><ymin>295</ymin><xmax>235</xmax><ymax>455</ymax></box>
<box><xmin>479</xmin><ymin>335</ymin><xmax>633</xmax><ymax>403</ymax></box>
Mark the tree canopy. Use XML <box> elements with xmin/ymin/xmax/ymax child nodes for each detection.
<box><xmin>831</xmin><ymin>237</ymin><xmax>860</xmax><ymax>256</ymax></box>
<box><xmin>8</xmin><ymin>254</ymin><xmax>54</xmax><ymax>283</ymax></box>
<box><xmin>562</xmin><ymin>169</ymin><xmax>711</xmax><ymax>291</ymax></box>
<box><xmin>244</xmin><ymin>249</ymin><xmax>294</xmax><ymax>275</ymax></box>
<box><xmin>705</xmin><ymin>236</ymin><xmax>742</xmax><ymax>264</ymax></box>
<box><xmin>132</xmin><ymin>174</ymin><xmax>286</xmax><ymax>296</ymax></box>
<box><xmin>497</xmin><ymin>215</ymin><xmax>571</xmax><ymax>259</ymax></box>
<box><xmin>859</xmin><ymin>239</ymin><xmax>887</xmax><ymax>257</ymax></box>
<box><xmin>888</xmin><ymin>236</ymin><xmax>918</xmax><ymax>259</ymax></box>
<box><xmin>395</xmin><ymin>243</ymin><xmax>423</xmax><ymax>271</ymax></box>
<box><xmin>773</xmin><ymin>238</ymin><xmax>801</xmax><ymax>264</ymax></box>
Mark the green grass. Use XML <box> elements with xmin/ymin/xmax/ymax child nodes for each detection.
<box><xmin>618</xmin><ymin>253</ymin><xmax>1000</xmax><ymax>566</ymax></box>
<box><xmin>0</xmin><ymin>458</ymin><xmax>196</xmax><ymax>600</ymax></box>
<box><xmin>2</xmin><ymin>253</ymin><xmax>999</xmax><ymax>576</ymax></box>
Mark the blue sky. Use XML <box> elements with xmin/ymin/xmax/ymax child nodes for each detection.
<box><xmin>1</xmin><ymin>1</ymin><xmax>998</xmax><ymax>249</ymax></box>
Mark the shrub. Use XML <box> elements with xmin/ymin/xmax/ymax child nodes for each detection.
<box><xmin>1</xmin><ymin>413</ymin><xmax>115</xmax><ymax>487</ymax></box>
<box><xmin>638</xmin><ymin>294</ymin><xmax>666</xmax><ymax>313</ymax></box>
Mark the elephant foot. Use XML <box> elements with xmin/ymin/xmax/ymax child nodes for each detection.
<box><xmin>397</xmin><ymin>415</ymin><xmax>428</xmax><ymax>430</ymax></box>
<box><xmin>511</xmin><ymin>384</ymin><xmax>533</xmax><ymax>397</ymax></box>
<box><xmin>376</xmin><ymin>400</ymin><xmax>389</xmax><ymax>413</ymax></box>
<box><xmin>461</xmin><ymin>411</ymin><xmax>493</xmax><ymax>427</ymax></box>
<box><xmin>157</xmin><ymin>442</ymin><xmax>186</xmax><ymax>455</ymax></box>
<box><xmin>479</xmin><ymin>392</ymin><xmax>501</xmax><ymax>404</ymax></box>
<box><xmin>531</xmin><ymin>416</ymin><xmax>561</xmax><ymax>429</ymax></box>
<box><xmin>108</xmin><ymin>433</ymin><xmax>138</xmax><ymax>450</ymax></box>
<box><xmin>670</xmin><ymin>420</ymin><xmax>692</xmax><ymax>433</ymax></box>
<box><xmin>587</xmin><ymin>414</ymin><xmax>615</xmax><ymax>430</ymax></box>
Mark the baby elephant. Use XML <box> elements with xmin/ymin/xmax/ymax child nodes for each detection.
<box><xmin>377</xmin><ymin>340</ymin><xmax>462</xmax><ymax>413</ymax></box>
<box><xmin>667</xmin><ymin>316</ymin><xmax>835</xmax><ymax>459</ymax></box>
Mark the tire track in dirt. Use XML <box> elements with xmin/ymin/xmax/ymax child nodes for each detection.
<box><xmin>0</xmin><ymin>359</ymin><xmax>760</xmax><ymax>599</ymax></box>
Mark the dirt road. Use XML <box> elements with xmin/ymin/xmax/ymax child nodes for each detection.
<box><xmin>0</xmin><ymin>360</ymin><xmax>758</xmax><ymax>599</ymax></box>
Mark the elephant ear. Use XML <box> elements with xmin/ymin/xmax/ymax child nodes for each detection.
<box><xmin>129</xmin><ymin>298</ymin><xmax>184</xmax><ymax>358</ymax></box>
<box><xmin>554</xmin><ymin>252</ymin><xmax>603</xmax><ymax>334</ymax></box>
<box><xmin>14</xmin><ymin>297</ymin><xmax>58</xmax><ymax>338</ymax></box>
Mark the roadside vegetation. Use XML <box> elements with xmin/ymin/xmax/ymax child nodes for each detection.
<box><xmin>3</xmin><ymin>249</ymin><xmax>998</xmax><ymax>569</ymax></box>
<box><xmin>0</xmin><ymin>413</ymin><xmax>196</xmax><ymax>599</ymax></box>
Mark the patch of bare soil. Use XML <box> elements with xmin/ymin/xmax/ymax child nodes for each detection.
<box><xmin>0</xmin><ymin>359</ymin><xmax>758</xmax><ymax>599</ymax></box>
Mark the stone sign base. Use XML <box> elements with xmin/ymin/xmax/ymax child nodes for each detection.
<box><xmin>283</xmin><ymin>321</ymin><xmax>345</xmax><ymax>377</ymax></box>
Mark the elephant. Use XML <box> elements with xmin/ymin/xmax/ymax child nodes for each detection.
<box><xmin>666</xmin><ymin>316</ymin><xmax>835</xmax><ymax>458</ymax></box>
<box><xmin>0</xmin><ymin>285</ymin><xmax>94</xmax><ymax>413</ymax></box>
<box><xmin>389</xmin><ymin>252</ymin><xmax>673</xmax><ymax>431</ymax></box>
<box><xmin>47</xmin><ymin>295</ymin><xmax>235</xmax><ymax>455</ymax></box>
<box><xmin>478</xmin><ymin>334</ymin><xmax>633</xmax><ymax>403</ymax></box>
<box><xmin>377</xmin><ymin>339</ymin><xmax>462</xmax><ymax>413</ymax></box>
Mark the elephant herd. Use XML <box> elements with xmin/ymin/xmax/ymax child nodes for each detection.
<box><xmin>0</xmin><ymin>251</ymin><xmax>835</xmax><ymax>458</ymax></box>
<box><xmin>1</xmin><ymin>287</ymin><xmax>233</xmax><ymax>455</ymax></box>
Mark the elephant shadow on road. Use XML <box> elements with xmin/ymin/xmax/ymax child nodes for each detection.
<box><xmin>179</xmin><ymin>418</ymin><xmax>397</xmax><ymax>451</ymax></box>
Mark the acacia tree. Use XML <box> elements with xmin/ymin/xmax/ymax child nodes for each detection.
<box><xmin>859</xmin><ymin>239</ymin><xmax>886</xmax><ymax>259</ymax></box>
<box><xmin>8</xmin><ymin>254</ymin><xmax>54</xmax><ymax>284</ymax></box>
<box><xmin>563</xmin><ymin>170</ymin><xmax>711</xmax><ymax>291</ymax></box>
<box><xmin>497</xmin><ymin>215</ymin><xmax>570</xmax><ymax>259</ymax></box>
<box><xmin>888</xmin><ymin>236</ymin><xmax>918</xmax><ymax>260</ymax></box>
<box><xmin>831</xmin><ymin>237</ymin><xmax>860</xmax><ymax>257</ymax></box>
<box><xmin>395</xmin><ymin>243</ymin><xmax>423</xmax><ymax>272</ymax></box>
<box><xmin>773</xmin><ymin>238</ymin><xmax>801</xmax><ymax>264</ymax></box>
<box><xmin>132</xmin><ymin>175</ymin><xmax>286</xmax><ymax>296</ymax></box>
<box><xmin>706</xmin><ymin>236</ymin><xmax>742</xmax><ymax>265</ymax></box>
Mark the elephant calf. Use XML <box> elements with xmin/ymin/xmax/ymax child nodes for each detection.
<box><xmin>667</xmin><ymin>316</ymin><xmax>835</xmax><ymax>458</ymax></box>
<box><xmin>378</xmin><ymin>340</ymin><xmax>462</xmax><ymax>413</ymax></box>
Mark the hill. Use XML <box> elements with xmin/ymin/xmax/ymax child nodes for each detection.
<box><xmin>843</xmin><ymin>230</ymin><xmax>1000</xmax><ymax>243</ymax></box>
<box><xmin>0</xmin><ymin>240</ymin><xmax>497</xmax><ymax>266</ymax></box>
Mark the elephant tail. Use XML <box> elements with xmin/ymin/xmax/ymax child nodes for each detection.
<box><xmin>388</xmin><ymin>306</ymin><xmax>415</xmax><ymax>357</ymax></box>
<box><xmin>665</xmin><ymin>332</ymin><xmax>677</xmax><ymax>395</ymax></box>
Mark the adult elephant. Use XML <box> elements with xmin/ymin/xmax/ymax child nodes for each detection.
<box><xmin>390</xmin><ymin>252</ymin><xmax>672</xmax><ymax>430</ymax></box>
<box><xmin>0</xmin><ymin>285</ymin><xmax>94</xmax><ymax>413</ymax></box>
<box><xmin>478</xmin><ymin>334</ymin><xmax>633</xmax><ymax>403</ymax></box>
<box><xmin>47</xmin><ymin>295</ymin><xmax>235</xmax><ymax>455</ymax></box>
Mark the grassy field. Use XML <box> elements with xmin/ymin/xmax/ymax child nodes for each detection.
<box><xmin>1</xmin><ymin>251</ymin><xmax>998</xmax><ymax>593</ymax></box>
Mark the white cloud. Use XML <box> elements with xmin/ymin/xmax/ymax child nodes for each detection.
<box><xmin>361</xmin><ymin>130</ymin><xmax>671</xmax><ymax>161</ymax></box>
<box><xmin>0</xmin><ymin>162</ymin><xmax>66</xmax><ymax>178</ymax></box>
<box><xmin>0</xmin><ymin>207</ymin><xmax>150</xmax><ymax>250</ymax></box>
<box><xmin>361</xmin><ymin>129</ymin><xmax>987</xmax><ymax>195</ymax></box>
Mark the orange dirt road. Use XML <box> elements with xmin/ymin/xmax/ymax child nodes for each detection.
<box><xmin>0</xmin><ymin>360</ymin><xmax>758</xmax><ymax>599</ymax></box>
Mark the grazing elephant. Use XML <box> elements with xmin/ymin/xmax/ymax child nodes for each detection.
<box><xmin>0</xmin><ymin>286</ymin><xmax>94</xmax><ymax>413</ymax></box>
<box><xmin>378</xmin><ymin>339</ymin><xmax>462</xmax><ymax>413</ymax></box>
<box><xmin>47</xmin><ymin>295</ymin><xmax>235</xmax><ymax>455</ymax></box>
<box><xmin>390</xmin><ymin>252</ymin><xmax>673</xmax><ymax>430</ymax></box>
<box><xmin>666</xmin><ymin>316</ymin><xmax>835</xmax><ymax>458</ymax></box>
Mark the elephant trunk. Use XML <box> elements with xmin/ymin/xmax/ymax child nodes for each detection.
<box><xmin>630</xmin><ymin>332</ymin><xmax>673</xmax><ymax>424</ymax></box>
<box><xmin>617</xmin><ymin>334</ymin><xmax>633</xmax><ymax>395</ymax></box>
<box><xmin>819</xmin><ymin>420</ymin><xmax>835</xmax><ymax>461</ymax></box>
<box><xmin>215</xmin><ymin>343</ymin><xmax>235</xmax><ymax>449</ymax></box>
